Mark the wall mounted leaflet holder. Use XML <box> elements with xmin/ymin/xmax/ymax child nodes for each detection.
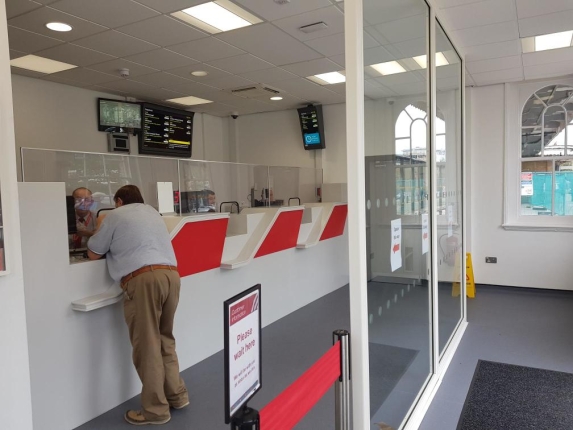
<box><xmin>107</xmin><ymin>132</ymin><xmax>130</xmax><ymax>153</ymax></box>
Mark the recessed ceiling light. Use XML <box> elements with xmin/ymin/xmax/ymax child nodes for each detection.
<box><xmin>412</xmin><ymin>52</ymin><xmax>449</xmax><ymax>69</ymax></box>
<box><xmin>171</xmin><ymin>0</ymin><xmax>262</xmax><ymax>34</ymax></box>
<box><xmin>46</xmin><ymin>22</ymin><xmax>72</xmax><ymax>32</ymax></box>
<box><xmin>308</xmin><ymin>71</ymin><xmax>346</xmax><ymax>85</ymax></box>
<box><xmin>370</xmin><ymin>61</ymin><xmax>406</xmax><ymax>76</ymax></box>
<box><xmin>191</xmin><ymin>71</ymin><xmax>208</xmax><ymax>77</ymax></box>
<box><xmin>270</xmin><ymin>96</ymin><xmax>283</xmax><ymax>101</ymax></box>
<box><xmin>166</xmin><ymin>96</ymin><xmax>213</xmax><ymax>106</ymax></box>
<box><xmin>535</xmin><ymin>30</ymin><xmax>573</xmax><ymax>52</ymax></box>
<box><xmin>10</xmin><ymin>55</ymin><xmax>77</xmax><ymax>74</ymax></box>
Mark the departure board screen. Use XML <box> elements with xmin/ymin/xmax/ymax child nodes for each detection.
<box><xmin>297</xmin><ymin>105</ymin><xmax>326</xmax><ymax>150</ymax></box>
<box><xmin>139</xmin><ymin>103</ymin><xmax>194</xmax><ymax>157</ymax></box>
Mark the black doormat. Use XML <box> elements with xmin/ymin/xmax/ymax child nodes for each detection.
<box><xmin>457</xmin><ymin>360</ymin><xmax>573</xmax><ymax>430</ymax></box>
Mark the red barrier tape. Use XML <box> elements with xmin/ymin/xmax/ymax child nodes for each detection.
<box><xmin>260</xmin><ymin>341</ymin><xmax>341</xmax><ymax>430</ymax></box>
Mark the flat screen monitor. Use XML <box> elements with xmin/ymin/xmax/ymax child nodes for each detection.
<box><xmin>297</xmin><ymin>105</ymin><xmax>326</xmax><ymax>150</ymax></box>
<box><xmin>98</xmin><ymin>98</ymin><xmax>142</xmax><ymax>133</ymax></box>
<box><xmin>139</xmin><ymin>103</ymin><xmax>194</xmax><ymax>158</ymax></box>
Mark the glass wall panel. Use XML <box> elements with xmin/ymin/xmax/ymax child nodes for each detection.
<box><xmin>435</xmin><ymin>22</ymin><xmax>463</xmax><ymax>355</ymax></box>
<box><xmin>363</xmin><ymin>0</ymin><xmax>432</xmax><ymax>427</ymax></box>
<box><xmin>0</xmin><ymin>193</ymin><xmax>4</xmax><ymax>272</ymax></box>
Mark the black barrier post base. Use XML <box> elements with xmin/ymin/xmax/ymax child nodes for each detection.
<box><xmin>230</xmin><ymin>405</ymin><xmax>260</xmax><ymax>430</ymax></box>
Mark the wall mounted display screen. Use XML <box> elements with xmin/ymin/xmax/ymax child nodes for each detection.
<box><xmin>98</xmin><ymin>98</ymin><xmax>142</xmax><ymax>132</ymax></box>
<box><xmin>140</xmin><ymin>103</ymin><xmax>194</xmax><ymax>158</ymax></box>
<box><xmin>297</xmin><ymin>105</ymin><xmax>326</xmax><ymax>150</ymax></box>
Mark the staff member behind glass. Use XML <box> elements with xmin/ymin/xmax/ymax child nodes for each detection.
<box><xmin>71</xmin><ymin>187</ymin><xmax>96</xmax><ymax>249</ymax></box>
<box><xmin>87</xmin><ymin>185</ymin><xmax>188</xmax><ymax>426</ymax></box>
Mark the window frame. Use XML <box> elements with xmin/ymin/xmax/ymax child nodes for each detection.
<box><xmin>504</xmin><ymin>78</ymin><xmax>573</xmax><ymax>231</ymax></box>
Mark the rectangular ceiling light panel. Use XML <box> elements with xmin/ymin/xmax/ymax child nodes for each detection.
<box><xmin>521</xmin><ymin>30</ymin><xmax>573</xmax><ymax>53</ymax></box>
<box><xmin>10</xmin><ymin>55</ymin><xmax>77</xmax><ymax>74</ymax></box>
<box><xmin>370</xmin><ymin>61</ymin><xmax>406</xmax><ymax>76</ymax></box>
<box><xmin>308</xmin><ymin>71</ymin><xmax>346</xmax><ymax>85</ymax></box>
<box><xmin>172</xmin><ymin>0</ymin><xmax>262</xmax><ymax>34</ymax></box>
<box><xmin>166</xmin><ymin>96</ymin><xmax>213</xmax><ymax>106</ymax></box>
<box><xmin>412</xmin><ymin>52</ymin><xmax>449</xmax><ymax>69</ymax></box>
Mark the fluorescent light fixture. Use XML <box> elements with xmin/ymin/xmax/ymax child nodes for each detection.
<box><xmin>270</xmin><ymin>96</ymin><xmax>283</xmax><ymax>101</ymax></box>
<box><xmin>412</xmin><ymin>52</ymin><xmax>449</xmax><ymax>69</ymax></box>
<box><xmin>166</xmin><ymin>96</ymin><xmax>213</xmax><ymax>106</ymax></box>
<box><xmin>309</xmin><ymin>71</ymin><xmax>346</xmax><ymax>85</ymax></box>
<box><xmin>172</xmin><ymin>0</ymin><xmax>262</xmax><ymax>34</ymax></box>
<box><xmin>10</xmin><ymin>54</ymin><xmax>77</xmax><ymax>74</ymax></box>
<box><xmin>535</xmin><ymin>30</ymin><xmax>573</xmax><ymax>52</ymax></box>
<box><xmin>46</xmin><ymin>22</ymin><xmax>72</xmax><ymax>32</ymax></box>
<box><xmin>370</xmin><ymin>61</ymin><xmax>406</xmax><ymax>76</ymax></box>
<box><xmin>191</xmin><ymin>71</ymin><xmax>208</xmax><ymax>77</ymax></box>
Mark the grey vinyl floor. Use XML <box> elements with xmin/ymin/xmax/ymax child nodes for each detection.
<box><xmin>419</xmin><ymin>285</ymin><xmax>573</xmax><ymax>430</ymax></box>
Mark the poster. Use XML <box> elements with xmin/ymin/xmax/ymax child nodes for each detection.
<box><xmin>422</xmin><ymin>213</ymin><xmax>429</xmax><ymax>255</ymax></box>
<box><xmin>224</xmin><ymin>285</ymin><xmax>261</xmax><ymax>422</ymax></box>
<box><xmin>447</xmin><ymin>205</ymin><xmax>453</xmax><ymax>238</ymax></box>
<box><xmin>521</xmin><ymin>172</ymin><xmax>533</xmax><ymax>196</ymax></box>
<box><xmin>390</xmin><ymin>218</ymin><xmax>402</xmax><ymax>272</ymax></box>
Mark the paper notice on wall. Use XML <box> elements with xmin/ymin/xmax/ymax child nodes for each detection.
<box><xmin>521</xmin><ymin>172</ymin><xmax>533</xmax><ymax>196</ymax></box>
<box><xmin>447</xmin><ymin>205</ymin><xmax>453</xmax><ymax>238</ymax></box>
<box><xmin>422</xmin><ymin>213</ymin><xmax>429</xmax><ymax>255</ymax></box>
<box><xmin>390</xmin><ymin>218</ymin><xmax>402</xmax><ymax>272</ymax></box>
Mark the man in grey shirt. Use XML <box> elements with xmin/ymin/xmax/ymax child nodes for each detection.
<box><xmin>88</xmin><ymin>185</ymin><xmax>188</xmax><ymax>426</ymax></box>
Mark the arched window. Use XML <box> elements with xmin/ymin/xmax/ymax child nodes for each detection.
<box><xmin>394</xmin><ymin>104</ymin><xmax>446</xmax><ymax>215</ymax></box>
<box><xmin>521</xmin><ymin>85</ymin><xmax>573</xmax><ymax>216</ymax></box>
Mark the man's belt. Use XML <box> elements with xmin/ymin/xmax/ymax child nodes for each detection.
<box><xmin>121</xmin><ymin>265</ymin><xmax>178</xmax><ymax>286</ymax></box>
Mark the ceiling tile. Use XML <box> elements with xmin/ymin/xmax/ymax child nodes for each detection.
<box><xmin>465</xmin><ymin>73</ymin><xmax>476</xmax><ymax>86</ymax></box>
<box><xmin>272</xmin><ymin>77</ymin><xmax>339</xmax><ymax>101</ymax></box>
<box><xmin>437</xmin><ymin>76</ymin><xmax>461</xmax><ymax>91</ymax></box>
<box><xmin>472</xmin><ymin>67</ymin><xmax>524</xmax><ymax>85</ymax></box>
<box><xmin>327</xmin><ymin>82</ymin><xmax>345</xmax><ymax>94</ymax></box>
<box><xmin>234</xmin><ymin>0</ymin><xmax>332</xmax><ymax>21</ymax></box>
<box><xmin>435</xmin><ymin>0</ymin><xmax>484</xmax><ymax>8</ymax></box>
<box><xmin>251</xmin><ymin>93</ymin><xmax>306</xmax><ymax>106</ymax></box>
<box><xmin>191</xmin><ymin>102</ymin><xmax>237</xmax><ymax>116</ymax></box>
<box><xmin>116</xmin><ymin>15</ymin><xmax>207</xmax><ymax>47</ymax></box>
<box><xmin>373</xmin><ymin>71</ymin><xmax>421</xmax><ymax>87</ymax></box>
<box><xmin>160</xmin><ymin>79</ymin><xmax>223</xmax><ymax>97</ymax></box>
<box><xmin>87</xmin><ymin>58</ymin><xmax>158</xmax><ymax>77</ymax></box>
<box><xmin>374</xmin><ymin>13</ymin><xmax>428</xmax><ymax>44</ymax></box>
<box><xmin>11</xmin><ymin>67</ymin><xmax>47</xmax><ymax>78</ymax></box>
<box><xmin>463</xmin><ymin>39</ymin><xmax>521</xmax><ymax>62</ymax></box>
<box><xmin>88</xmin><ymin>85</ymin><xmax>129</xmax><ymax>96</ymax></box>
<box><xmin>392</xmin><ymin>38</ymin><xmax>427</xmax><ymax>58</ymax></box>
<box><xmin>516</xmin><ymin>0</ymin><xmax>573</xmax><ymax>19</ymax></box>
<box><xmin>8</xmin><ymin>26</ymin><xmax>64</xmax><ymax>53</ymax></box>
<box><xmin>51</xmin><ymin>0</ymin><xmax>159</xmax><ymax>28</ymax></box>
<box><xmin>450</xmin><ymin>20</ymin><xmax>519</xmax><ymax>48</ymax></box>
<box><xmin>272</xmin><ymin>6</ymin><xmax>344</xmax><ymax>42</ymax></box>
<box><xmin>130</xmin><ymin>71</ymin><xmax>194</xmax><ymax>88</ymax></box>
<box><xmin>388</xmin><ymin>81</ymin><xmax>427</xmax><ymax>96</ymax></box>
<box><xmin>440</xmin><ymin>0</ymin><xmax>517</xmax><ymax>30</ymax></box>
<box><xmin>466</xmin><ymin>55</ymin><xmax>523</xmax><ymax>74</ymax></box>
<box><xmin>363</xmin><ymin>0</ymin><xmax>428</xmax><ymax>26</ymax></box>
<box><xmin>435</xmin><ymin>64</ymin><xmax>461</xmax><ymax>79</ymax></box>
<box><xmin>239</xmin><ymin>67</ymin><xmax>298</xmax><ymax>83</ymax></box>
<box><xmin>198</xmin><ymin>75</ymin><xmax>256</xmax><ymax>90</ymax></box>
<box><xmin>125</xmin><ymin>49</ymin><xmax>198</xmax><ymax>70</ymax></box>
<box><xmin>98</xmin><ymin>79</ymin><xmax>184</xmax><ymax>100</ymax></box>
<box><xmin>205</xmin><ymin>54</ymin><xmax>274</xmax><ymax>75</ymax></box>
<box><xmin>74</xmin><ymin>30</ymin><xmax>159</xmax><ymax>57</ymax></box>
<box><xmin>167</xmin><ymin>63</ymin><xmax>232</xmax><ymax>82</ymax></box>
<box><xmin>34</xmin><ymin>43</ymin><xmax>115</xmax><ymax>66</ymax></box>
<box><xmin>364</xmin><ymin>81</ymin><xmax>396</xmax><ymax>98</ymax></box>
<box><xmin>329</xmin><ymin>54</ymin><xmax>345</xmax><ymax>67</ymax></box>
<box><xmin>518</xmin><ymin>9</ymin><xmax>573</xmax><ymax>38</ymax></box>
<box><xmin>42</xmin><ymin>67</ymin><xmax>120</xmax><ymax>85</ymax></box>
<box><xmin>522</xmin><ymin>46</ymin><xmax>573</xmax><ymax>67</ymax></box>
<box><xmin>10</xmin><ymin>49</ymin><xmax>28</xmax><ymax>59</ymax></box>
<box><xmin>281</xmin><ymin>58</ymin><xmax>341</xmax><ymax>77</ymax></box>
<box><xmin>217</xmin><ymin>23</ymin><xmax>322</xmax><ymax>66</ymax></box>
<box><xmin>6</xmin><ymin>0</ymin><xmax>42</xmax><ymax>20</ymax></box>
<box><xmin>524</xmin><ymin>60</ymin><xmax>573</xmax><ymax>80</ymax></box>
<box><xmin>305</xmin><ymin>31</ymin><xmax>379</xmax><ymax>57</ymax></box>
<box><xmin>8</xmin><ymin>7</ymin><xmax>108</xmax><ymax>42</ymax></box>
<box><xmin>168</xmin><ymin>37</ymin><xmax>245</xmax><ymax>62</ymax></box>
<box><xmin>364</xmin><ymin>45</ymin><xmax>396</xmax><ymax>66</ymax></box>
<box><xmin>132</xmin><ymin>0</ymin><xmax>208</xmax><ymax>13</ymax></box>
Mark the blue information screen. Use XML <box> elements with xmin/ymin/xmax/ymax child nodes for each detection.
<box><xmin>304</xmin><ymin>133</ymin><xmax>321</xmax><ymax>145</ymax></box>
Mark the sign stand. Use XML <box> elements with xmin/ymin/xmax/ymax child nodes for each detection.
<box><xmin>452</xmin><ymin>252</ymin><xmax>476</xmax><ymax>298</ymax></box>
<box><xmin>224</xmin><ymin>285</ymin><xmax>262</xmax><ymax>428</ymax></box>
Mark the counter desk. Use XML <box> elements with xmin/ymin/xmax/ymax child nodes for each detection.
<box><xmin>18</xmin><ymin>182</ymin><xmax>348</xmax><ymax>430</ymax></box>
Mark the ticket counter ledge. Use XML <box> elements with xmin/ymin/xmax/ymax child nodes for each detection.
<box><xmin>297</xmin><ymin>203</ymin><xmax>348</xmax><ymax>249</ymax></box>
<box><xmin>221</xmin><ymin>206</ymin><xmax>304</xmax><ymax>270</ymax></box>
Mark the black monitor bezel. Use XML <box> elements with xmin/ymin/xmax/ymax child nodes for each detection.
<box><xmin>297</xmin><ymin>104</ymin><xmax>326</xmax><ymax>150</ymax></box>
<box><xmin>139</xmin><ymin>103</ymin><xmax>194</xmax><ymax>158</ymax></box>
<box><xmin>97</xmin><ymin>98</ymin><xmax>142</xmax><ymax>133</ymax></box>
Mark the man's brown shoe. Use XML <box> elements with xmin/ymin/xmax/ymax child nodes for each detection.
<box><xmin>171</xmin><ymin>401</ymin><xmax>189</xmax><ymax>410</ymax></box>
<box><xmin>124</xmin><ymin>410</ymin><xmax>171</xmax><ymax>425</ymax></box>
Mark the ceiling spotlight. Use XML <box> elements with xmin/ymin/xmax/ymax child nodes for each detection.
<box><xmin>46</xmin><ymin>22</ymin><xmax>72</xmax><ymax>32</ymax></box>
<box><xmin>270</xmin><ymin>96</ymin><xmax>283</xmax><ymax>101</ymax></box>
<box><xmin>191</xmin><ymin>71</ymin><xmax>208</xmax><ymax>77</ymax></box>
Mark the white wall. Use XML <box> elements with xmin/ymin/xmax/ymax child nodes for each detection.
<box><xmin>0</xmin><ymin>1</ymin><xmax>34</xmax><ymax>428</ymax></box>
<box><xmin>469</xmin><ymin>84</ymin><xmax>573</xmax><ymax>289</ymax></box>
<box><xmin>11</xmin><ymin>75</ymin><xmax>231</xmax><ymax>180</ymax></box>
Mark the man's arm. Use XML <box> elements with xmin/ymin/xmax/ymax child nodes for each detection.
<box><xmin>87</xmin><ymin>249</ymin><xmax>103</xmax><ymax>260</ymax></box>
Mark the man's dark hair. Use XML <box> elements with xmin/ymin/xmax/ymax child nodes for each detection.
<box><xmin>114</xmin><ymin>185</ymin><xmax>144</xmax><ymax>205</ymax></box>
<box><xmin>203</xmin><ymin>189</ymin><xmax>215</xmax><ymax>197</ymax></box>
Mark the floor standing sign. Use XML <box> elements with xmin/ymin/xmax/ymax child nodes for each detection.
<box><xmin>224</xmin><ymin>284</ymin><xmax>262</xmax><ymax>427</ymax></box>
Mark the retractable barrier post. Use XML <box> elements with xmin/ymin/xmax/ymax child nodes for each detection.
<box><xmin>231</xmin><ymin>405</ymin><xmax>260</xmax><ymax>430</ymax></box>
<box><xmin>333</xmin><ymin>330</ymin><xmax>350</xmax><ymax>430</ymax></box>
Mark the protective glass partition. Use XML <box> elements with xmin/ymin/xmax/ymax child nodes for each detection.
<box><xmin>435</xmin><ymin>22</ymin><xmax>464</xmax><ymax>356</ymax></box>
<box><xmin>269</xmin><ymin>166</ymin><xmax>323</xmax><ymax>207</ymax></box>
<box><xmin>363</xmin><ymin>0</ymin><xmax>433</xmax><ymax>427</ymax></box>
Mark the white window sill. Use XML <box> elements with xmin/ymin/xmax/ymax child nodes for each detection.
<box><xmin>502</xmin><ymin>223</ymin><xmax>573</xmax><ymax>232</ymax></box>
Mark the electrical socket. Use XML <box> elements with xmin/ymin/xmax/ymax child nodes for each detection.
<box><xmin>485</xmin><ymin>256</ymin><xmax>497</xmax><ymax>263</ymax></box>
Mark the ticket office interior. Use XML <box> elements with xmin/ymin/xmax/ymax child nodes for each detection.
<box><xmin>1</xmin><ymin>0</ymin><xmax>467</xmax><ymax>429</ymax></box>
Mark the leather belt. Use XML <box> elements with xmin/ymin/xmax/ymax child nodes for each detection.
<box><xmin>121</xmin><ymin>265</ymin><xmax>178</xmax><ymax>287</ymax></box>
